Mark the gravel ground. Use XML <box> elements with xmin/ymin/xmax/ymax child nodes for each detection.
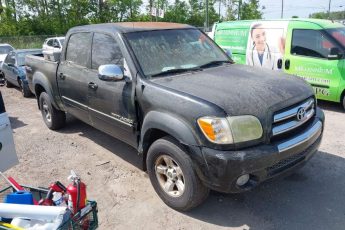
<box><xmin>1</xmin><ymin>86</ymin><xmax>345</xmax><ymax>230</ymax></box>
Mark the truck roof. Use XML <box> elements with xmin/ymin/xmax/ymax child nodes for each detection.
<box><xmin>217</xmin><ymin>18</ymin><xmax>344</xmax><ymax>29</ymax></box>
<box><xmin>69</xmin><ymin>22</ymin><xmax>194</xmax><ymax>34</ymax></box>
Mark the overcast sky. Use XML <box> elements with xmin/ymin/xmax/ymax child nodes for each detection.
<box><xmin>260</xmin><ymin>0</ymin><xmax>344</xmax><ymax>19</ymax></box>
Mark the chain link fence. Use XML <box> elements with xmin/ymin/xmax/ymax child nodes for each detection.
<box><xmin>0</xmin><ymin>35</ymin><xmax>63</xmax><ymax>49</ymax></box>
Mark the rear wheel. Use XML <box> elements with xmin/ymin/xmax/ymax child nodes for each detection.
<box><xmin>5</xmin><ymin>78</ymin><xmax>13</xmax><ymax>88</ymax></box>
<box><xmin>147</xmin><ymin>137</ymin><xmax>209</xmax><ymax>211</ymax></box>
<box><xmin>39</xmin><ymin>92</ymin><xmax>66</xmax><ymax>130</ymax></box>
<box><xmin>19</xmin><ymin>80</ymin><xmax>31</xmax><ymax>98</ymax></box>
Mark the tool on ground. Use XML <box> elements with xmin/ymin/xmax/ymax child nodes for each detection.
<box><xmin>39</xmin><ymin>181</ymin><xmax>66</xmax><ymax>206</ymax></box>
<box><xmin>0</xmin><ymin>172</ymin><xmax>38</xmax><ymax>205</ymax></box>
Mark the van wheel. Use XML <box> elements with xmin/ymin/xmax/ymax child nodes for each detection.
<box><xmin>39</xmin><ymin>92</ymin><xmax>66</xmax><ymax>130</ymax></box>
<box><xmin>19</xmin><ymin>80</ymin><xmax>31</xmax><ymax>98</ymax></box>
<box><xmin>147</xmin><ymin>137</ymin><xmax>209</xmax><ymax>211</ymax></box>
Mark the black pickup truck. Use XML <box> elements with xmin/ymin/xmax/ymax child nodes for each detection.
<box><xmin>26</xmin><ymin>22</ymin><xmax>324</xmax><ymax>211</ymax></box>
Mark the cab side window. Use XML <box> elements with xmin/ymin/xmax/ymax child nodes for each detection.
<box><xmin>4</xmin><ymin>53</ymin><xmax>15</xmax><ymax>65</ymax></box>
<box><xmin>91</xmin><ymin>33</ymin><xmax>123</xmax><ymax>70</ymax></box>
<box><xmin>53</xmin><ymin>39</ymin><xmax>60</xmax><ymax>48</ymax></box>
<box><xmin>47</xmin><ymin>39</ymin><xmax>54</xmax><ymax>47</ymax></box>
<box><xmin>291</xmin><ymin>29</ymin><xmax>337</xmax><ymax>59</ymax></box>
<box><xmin>66</xmin><ymin>33</ymin><xmax>92</xmax><ymax>67</ymax></box>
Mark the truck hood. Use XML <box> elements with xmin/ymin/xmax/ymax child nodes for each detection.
<box><xmin>151</xmin><ymin>64</ymin><xmax>314</xmax><ymax>121</ymax></box>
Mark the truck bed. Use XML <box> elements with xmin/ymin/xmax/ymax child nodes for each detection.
<box><xmin>25</xmin><ymin>54</ymin><xmax>63</xmax><ymax>109</ymax></box>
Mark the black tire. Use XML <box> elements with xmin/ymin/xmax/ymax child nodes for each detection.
<box><xmin>39</xmin><ymin>92</ymin><xmax>66</xmax><ymax>130</ymax></box>
<box><xmin>5</xmin><ymin>78</ymin><xmax>13</xmax><ymax>88</ymax></box>
<box><xmin>147</xmin><ymin>136</ymin><xmax>209</xmax><ymax>211</ymax></box>
<box><xmin>342</xmin><ymin>94</ymin><xmax>345</xmax><ymax>111</ymax></box>
<box><xmin>19</xmin><ymin>80</ymin><xmax>32</xmax><ymax>98</ymax></box>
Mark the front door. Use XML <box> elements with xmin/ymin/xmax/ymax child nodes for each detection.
<box><xmin>57</xmin><ymin>32</ymin><xmax>93</xmax><ymax>124</ymax></box>
<box><xmin>284</xmin><ymin>22</ymin><xmax>343</xmax><ymax>102</ymax></box>
<box><xmin>88</xmin><ymin>32</ymin><xmax>137</xmax><ymax>147</ymax></box>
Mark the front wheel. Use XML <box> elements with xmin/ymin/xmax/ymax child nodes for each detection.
<box><xmin>147</xmin><ymin>137</ymin><xmax>209</xmax><ymax>211</ymax></box>
<box><xmin>19</xmin><ymin>80</ymin><xmax>32</xmax><ymax>98</ymax></box>
<box><xmin>39</xmin><ymin>92</ymin><xmax>66</xmax><ymax>130</ymax></box>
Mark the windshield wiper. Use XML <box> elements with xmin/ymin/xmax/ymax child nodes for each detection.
<box><xmin>198</xmin><ymin>60</ymin><xmax>231</xmax><ymax>69</ymax></box>
<box><xmin>150</xmin><ymin>67</ymin><xmax>202</xmax><ymax>78</ymax></box>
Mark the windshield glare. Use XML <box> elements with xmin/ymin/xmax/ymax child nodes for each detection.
<box><xmin>125</xmin><ymin>29</ymin><xmax>229</xmax><ymax>76</ymax></box>
<box><xmin>0</xmin><ymin>46</ymin><xmax>13</xmax><ymax>54</ymax></box>
<box><xmin>326</xmin><ymin>27</ymin><xmax>345</xmax><ymax>47</ymax></box>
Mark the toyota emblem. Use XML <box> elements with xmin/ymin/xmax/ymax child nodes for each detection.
<box><xmin>296</xmin><ymin>107</ymin><xmax>306</xmax><ymax>121</ymax></box>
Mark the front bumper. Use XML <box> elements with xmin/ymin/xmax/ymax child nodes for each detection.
<box><xmin>194</xmin><ymin>108</ymin><xmax>324</xmax><ymax>193</ymax></box>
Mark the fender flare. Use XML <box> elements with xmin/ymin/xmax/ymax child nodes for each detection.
<box><xmin>139</xmin><ymin>111</ymin><xmax>200</xmax><ymax>154</ymax></box>
<box><xmin>32</xmin><ymin>72</ymin><xmax>59</xmax><ymax>109</ymax></box>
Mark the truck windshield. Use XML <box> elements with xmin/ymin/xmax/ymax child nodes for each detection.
<box><xmin>326</xmin><ymin>27</ymin><xmax>345</xmax><ymax>48</ymax></box>
<box><xmin>124</xmin><ymin>29</ymin><xmax>229</xmax><ymax>77</ymax></box>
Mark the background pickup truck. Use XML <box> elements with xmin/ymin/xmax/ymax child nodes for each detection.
<box><xmin>26</xmin><ymin>22</ymin><xmax>325</xmax><ymax>211</ymax></box>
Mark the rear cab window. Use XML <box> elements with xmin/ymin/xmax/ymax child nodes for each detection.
<box><xmin>65</xmin><ymin>33</ymin><xmax>92</xmax><ymax>67</ymax></box>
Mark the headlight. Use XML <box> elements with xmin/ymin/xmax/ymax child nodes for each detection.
<box><xmin>197</xmin><ymin>115</ymin><xmax>263</xmax><ymax>144</ymax></box>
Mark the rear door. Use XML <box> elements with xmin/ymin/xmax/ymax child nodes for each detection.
<box><xmin>0</xmin><ymin>91</ymin><xmax>18</xmax><ymax>171</ymax></box>
<box><xmin>284</xmin><ymin>21</ymin><xmax>342</xmax><ymax>102</ymax></box>
<box><xmin>88</xmin><ymin>32</ymin><xmax>137</xmax><ymax>147</ymax></box>
<box><xmin>57</xmin><ymin>32</ymin><xmax>93</xmax><ymax>124</ymax></box>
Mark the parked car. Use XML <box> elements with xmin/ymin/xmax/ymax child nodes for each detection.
<box><xmin>210</xmin><ymin>19</ymin><xmax>345</xmax><ymax>109</ymax></box>
<box><xmin>26</xmin><ymin>22</ymin><xmax>324</xmax><ymax>211</ymax></box>
<box><xmin>0</xmin><ymin>44</ymin><xmax>14</xmax><ymax>83</ymax></box>
<box><xmin>0</xmin><ymin>90</ymin><xmax>18</xmax><ymax>172</ymax></box>
<box><xmin>42</xmin><ymin>37</ymin><xmax>65</xmax><ymax>60</ymax></box>
<box><xmin>2</xmin><ymin>49</ymin><xmax>42</xmax><ymax>97</ymax></box>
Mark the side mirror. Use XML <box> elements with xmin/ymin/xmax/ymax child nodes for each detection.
<box><xmin>328</xmin><ymin>47</ymin><xmax>342</xmax><ymax>60</ymax></box>
<box><xmin>98</xmin><ymin>64</ymin><xmax>123</xmax><ymax>81</ymax></box>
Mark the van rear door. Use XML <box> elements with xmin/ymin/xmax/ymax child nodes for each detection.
<box><xmin>284</xmin><ymin>21</ymin><xmax>343</xmax><ymax>102</ymax></box>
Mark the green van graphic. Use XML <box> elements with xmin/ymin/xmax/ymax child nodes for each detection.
<box><xmin>212</xmin><ymin>19</ymin><xmax>345</xmax><ymax>109</ymax></box>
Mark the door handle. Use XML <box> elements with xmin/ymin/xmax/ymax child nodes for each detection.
<box><xmin>59</xmin><ymin>73</ymin><xmax>66</xmax><ymax>80</ymax></box>
<box><xmin>285</xmin><ymin>59</ymin><xmax>290</xmax><ymax>70</ymax></box>
<box><xmin>88</xmin><ymin>82</ymin><xmax>98</xmax><ymax>90</ymax></box>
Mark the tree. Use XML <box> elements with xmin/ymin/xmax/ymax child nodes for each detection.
<box><xmin>239</xmin><ymin>0</ymin><xmax>262</xmax><ymax>20</ymax></box>
<box><xmin>309</xmin><ymin>10</ymin><xmax>345</xmax><ymax>20</ymax></box>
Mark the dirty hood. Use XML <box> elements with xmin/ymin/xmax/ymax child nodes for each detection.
<box><xmin>151</xmin><ymin>64</ymin><xmax>314</xmax><ymax>121</ymax></box>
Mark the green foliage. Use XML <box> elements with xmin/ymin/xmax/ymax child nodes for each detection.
<box><xmin>239</xmin><ymin>0</ymin><xmax>262</xmax><ymax>20</ymax></box>
<box><xmin>222</xmin><ymin>0</ymin><xmax>262</xmax><ymax>21</ymax></box>
<box><xmin>309</xmin><ymin>10</ymin><xmax>345</xmax><ymax>20</ymax></box>
<box><xmin>0</xmin><ymin>0</ymin><xmax>263</xmax><ymax>37</ymax></box>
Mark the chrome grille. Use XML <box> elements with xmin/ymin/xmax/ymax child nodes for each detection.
<box><xmin>272</xmin><ymin>98</ymin><xmax>315</xmax><ymax>137</ymax></box>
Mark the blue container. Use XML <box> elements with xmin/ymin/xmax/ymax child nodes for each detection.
<box><xmin>4</xmin><ymin>190</ymin><xmax>34</xmax><ymax>205</ymax></box>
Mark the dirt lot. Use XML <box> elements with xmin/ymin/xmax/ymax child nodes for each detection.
<box><xmin>1</xmin><ymin>86</ymin><xmax>345</xmax><ymax>230</ymax></box>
